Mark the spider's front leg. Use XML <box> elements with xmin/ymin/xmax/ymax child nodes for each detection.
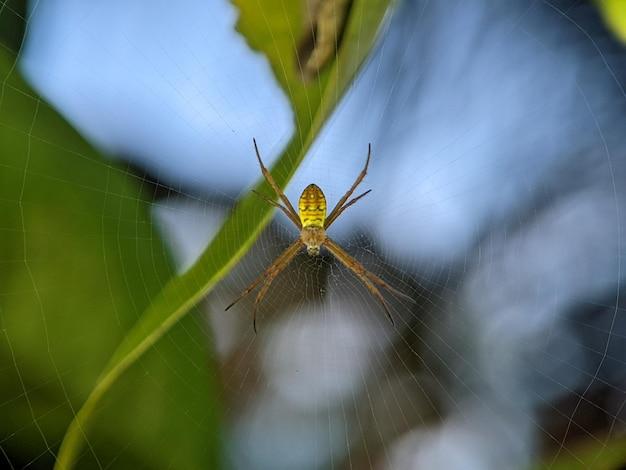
<box><xmin>252</xmin><ymin>138</ymin><xmax>301</xmax><ymax>227</ymax></box>
<box><xmin>325</xmin><ymin>143</ymin><xmax>371</xmax><ymax>228</ymax></box>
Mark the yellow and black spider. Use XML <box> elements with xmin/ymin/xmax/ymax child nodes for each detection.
<box><xmin>226</xmin><ymin>139</ymin><xmax>413</xmax><ymax>331</ymax></box>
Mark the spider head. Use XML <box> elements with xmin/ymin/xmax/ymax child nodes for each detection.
<box><xmin>307</xmin><ymin>245</ymin><xmax>320</xmax><ymax>256</ymax></box>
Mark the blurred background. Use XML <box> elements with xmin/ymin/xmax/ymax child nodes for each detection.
<box><xmin>2</xmin><ymin>0</ymin><xmax>626</xmax><ymax>468</ymax></box>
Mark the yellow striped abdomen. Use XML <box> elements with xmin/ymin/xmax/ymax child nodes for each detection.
<box><xmin>299</xmin><ymin>184</ymin><xmax>326</xmax><ymax>228</ymax></box>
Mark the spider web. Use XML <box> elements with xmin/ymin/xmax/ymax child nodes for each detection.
<box><xmin>1</xmin><ymin>0</ymin><xmax>626</xmax><ymax>469</ymax></box>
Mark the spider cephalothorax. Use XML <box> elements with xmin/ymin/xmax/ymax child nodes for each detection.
<box><xmin>225</xmin><ymin>139</ymin><xmax>413</xmax><ymax>332</ymax></box>
<box><xmin>301</xmin><ymin>226</ymin><xmax>325</xmax><ymax>256</ymax></box>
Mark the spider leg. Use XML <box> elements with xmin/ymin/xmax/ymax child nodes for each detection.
<box><xmin>252</xmin><ymin>278</ymin><xmax>274</xmax><ymax>333</ymax></box>
<box><xmin>357</xmin><ymin>274</ymin><xmax>395</xmax><ymax>325</ymax></box>
<box><xmin>252</xmin><ymin>189</ymin><xmax>302</xmax><ymax>228</ymax></box>
<box><xmin>364</xmin><ymin>270</ymin><xmax>416</xmax><ymax>303</ymax></box>
<box><xmin>224</xmin><ymin>271</ymin><xmax>264</xmax><ymax>313</ymax></box>
<box><xmin>325</xmin><ymin>143</ymin><xmax>371</xmax><ymax>228</ymax></box>
<box><xmin>253</xmin><ymin>138</ymin><xmax>301</xmax><ymax>228</ymax></box>
<box><xmin>324</xmin><ymin>189</ymin><xmax>371</xmax><ymax>228</ymax></box>
<box><xmin>325</xmin><ymin>237</ymin><xmax>413</xmax><ymax>325</ymax></box>
<box><xmin>225</xmin><ymin>239</ymin><xmax>302</xmax><ymax>332</ymax></box>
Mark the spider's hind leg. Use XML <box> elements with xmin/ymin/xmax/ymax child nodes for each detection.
<box><xmin>359</xmin><ymin>277</ymin><xmax>396</xmax><ymax>326</ymax></box>
<box><xmin>365</xmin><ymin>271</ymin><xmax>415</xmax><ymax>304</ymax></box>
<box><xmin>324</xmin><ymin>237</ymin><xmax>414</xmax><ymax>326</ymax></box>
<box><xmin>252</xmin><ymin>281</ymin><xmax>274</xmax><ymax>333</ymax></box>
<box><xmin>225</xmin><ymin>239</ymin><xmax>303</xmax><ymax>332</ymax></box>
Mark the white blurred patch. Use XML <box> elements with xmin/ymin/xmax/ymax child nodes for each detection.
<box><xmin>20</xmin><ymin>0</ymin><xmax>294</xmax><ymax>193</ymax></box>
<box><xmin>261</xmin><ymin>300</ymin><xmax>383</xmax><ymax>410</ymax></box>
<box><xmin>387</xmin><ymin>406</ymin><xmax>533</xmax><ymax>470</ymax></box>
<box><xmin>230</xmin><ymin>390</ymin><xmax>349</xmax><ymax>470</ymax></box>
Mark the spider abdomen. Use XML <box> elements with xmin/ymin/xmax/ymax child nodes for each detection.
<box><xmin>299</xmin><ymin>183</ymin><xmax>327</xmax><ymax>228</ymax></box>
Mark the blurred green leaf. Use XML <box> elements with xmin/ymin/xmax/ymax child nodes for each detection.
<box><xmin>0</xmin><ymin>0</ymin><xmax>26</xmax><ymax>53</ymax></box>
<box><xmin>0</xmin><ymin>49</ymin><xmax>221</xmax><ymax>469</ymax></box>
<box><xmin>539</xmin><ymin>435</ymin><xmax>626</xmax><ymax>469</ymax></box>
<box><xmin>55</xmin><ymin>0</ymin><xmax>392</xmax><ymax>468</ymax></box>
<box><xmin>597</xmin><ymin>0</ymin><xmax>626</xmax><ymax>43</ymax></box>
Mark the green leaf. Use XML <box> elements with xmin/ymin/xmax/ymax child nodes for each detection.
<box><xmin>0</xmin><ymin>0</ymin><xmax>26</xmax><ymax>54</ymax></box>
<box><xmin>538</xmin><ymin>435</ymin><xmax>626</xmax><ymax>469</ymax></box>
<box><xmin>596</xmin><ymin>0</ymin><xmax>626</xmax><ymax>43</ymax></box>
<box><xmin>0</xmin><ymin>50</ymin><xmax>221</xmax><ymax>469</ymax></box>
<box><xmin>55</xmin><ymin>0</ymin><xmax>393</xmax><ymax>468</ymax></box>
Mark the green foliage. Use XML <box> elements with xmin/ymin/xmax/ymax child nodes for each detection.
<box><xmin>54</xmin><ymin>0</ymin><xmax>392</xmax><ymax>468</ymax></box>
<box><xmin>0</xmin><ymin>50</ymin><xmax>221</xmax><ymax>469</ymax></box>
<box><xmin>0</xmin><ymin>0</ymin><xmax>26</xmax><ymax>53</ymax></box>
<box><xmin>539</xmin><ymin>436</ymin><xmax>626</xmax><ymax>469</ymax></box>
<box><xmin>597</xmin><ymin>0</ymin><xmax>626</xmax><ymax>43</ymax></box>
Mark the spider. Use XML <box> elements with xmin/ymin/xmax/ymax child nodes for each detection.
<box><xmin>225</xmin><ymin>139</ymin><xmax>413</xmax><ymax>332</ymax></box>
